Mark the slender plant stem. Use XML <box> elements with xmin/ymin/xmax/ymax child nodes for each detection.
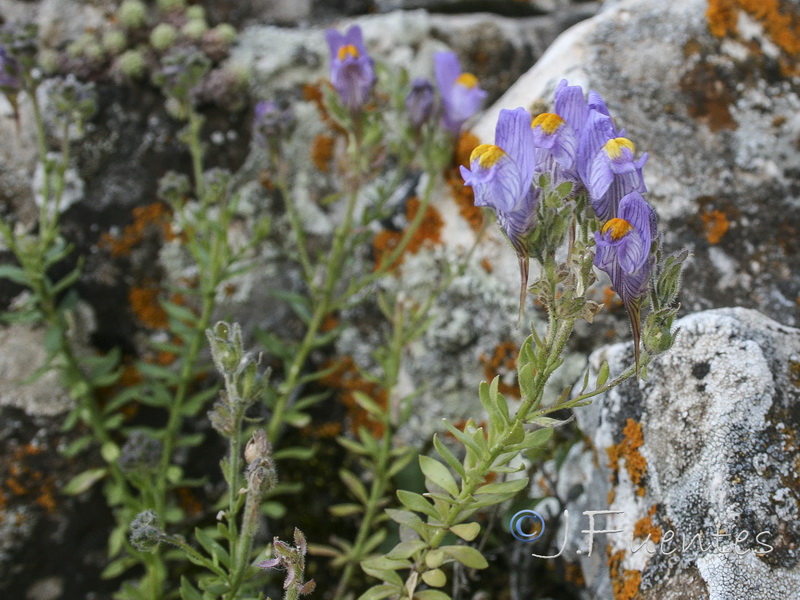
<box><xmin>332</xmin><ymin>306</ymin><xmax>405</xmax><ymax>599</ymax></box>
<box><xmin>276</xmin><ymin>176</ymin><xmax>314</xmax><ymax>286</ymax></box>
<box><xmin>334</xmin><ymin>173</ymin><xmax>437</xmax><ymax>311</ymax></box>
<box><xmin>154</xmin><ymin>283</ymin><xmax>218</xmax><ymax>518</ymax></box>
<box><xmin>187</xmin><ymin>109</ymin><xmax>205</xmax><ymax>199</ymax></box>
<box><xmin>415</xmin><ymin>315</ymin><xmax>573</xmax><ymax>573</ymax></box>
<box><xmin>267</xmin><ymin>181</ymin><xmax>360</xmax><ymax>443</ymax></box>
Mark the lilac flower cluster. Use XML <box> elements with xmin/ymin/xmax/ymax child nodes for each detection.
<box><xmin>322</xmin><ymin>25</ymin><xmax>487</xmax><ymax>132</ymax></box>
<box><xmin>252</xmin><ymin>26</ymin><xmax>488</xmax><ymax>154</ymax></box>
<box><xmin>461</xmin><ymin>81</ymin><xmax>658</xmax><ymax>356</ymax></box>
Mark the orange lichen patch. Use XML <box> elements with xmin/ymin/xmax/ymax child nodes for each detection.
<box><xmin>480</xmin><ymin>340</ymin><xmax>521</xmax><ymax>398</ymax></box>
<box><xmin>320</xmin><ymin>356</ymin><xmax>386</xmax><ymax>438</ymax></box>
<box><xmin>176</xmin><ymin>487</ymin><xmax>203</xmax><ymax>518</ymax></box>
<box><xmin>706</xmin><ymin>0</ymin><xmax>800</xmax><ymax>74</ymax></box>
<box><xmin>480</xmin><ymin>257</ymin><xmax>493</xmax><ymax>273</ymax></box>
<box><xmin>96</xmin><ymin>361</ymin><xmax>143</xmax><ymax>414</ymax></box>
<box><xmin>259</xmin><ymin>169</ymin><xmax>275</xmax><ymax>190</ymax></box>
<box><xmin>700</xmin><ymin>209</ymin><xmax>730</xmax><ymax>244</ymax></box>
<box><xmin>303</xmin><ymin>81</ymin><xmax>347</xmax><ymax>135</ymax></box>
<box><xmin>1</xmin><ymin>443</ymin><xmax>58</xmax><ymax>514</ymax></box>
<box><xmin>633</xmin><ymin>505</ymin><xmax>663</xmax><ymax>543</ymax></box>
<box><xmin>603</xmin><ymin>285</ymin><xmax>624</xmax><ymax>311</ymax></box>
<box><xmin>302</xmin><ymin>421</ymin><xmax>343</xmax><ymax>439</ymax></box>
<box><xmin>129</xmin><ymin>281</ymin><xmax>169</xmax><ymax>329</ymax></box>
<box><xmin>448</xmin><ymin>131</ymin><xmax>485</xmax><ymax>232</ymax></box>
<box><xmin>680</xmin><ymin>61</ymin><xmax>737</xmax><ymax>131</ymax></box>
<box><xmin>608</xmin><ymin>548</ymin><xmax>642</xmax><ymax>600</ymax></box>
<box><xmin>564</xmin><ymin>562</ymin><xmax>586</xmax><ymax>588</ymax></box>
<box><xmin>372</xmin><ymin>197</ymin><xmax>444</xmax><ymax>271</ymax></box>
<box><xmin>99</xmin><ymin>202</ymin><xmax>175</xmax><ymax>258</ymax></box>
<box><xmin>405</xmin><ymin>197</ymin><xmax>444</xmax><ymax>252</ymax></box>
<box><xmin>311</xmin><ymin>134</ymin><xmax>336</xmax><ymax>172</ymax></box>
<box><xmin>455</xmin><ymin>131</ymin><xmax>481</xmax><ymax>168</ymax></box>
<box><xmin>321</xmin><ymin>314</ymin><xmax>339</xmax><ymax>333</ymax></box>
<box><xmin>789</xmin><ymin>360</ymin><xmax>800</xmax><ymax>388</ymax></box>
<box><xmin>607</xmin><ymin>419</ymin><xmax>648</xmax><ymax>491</ymax></box>
<box><xmin>706</xmin><ymin>0</ymin><xmax>739</xmax><ymax>37</ymax></box>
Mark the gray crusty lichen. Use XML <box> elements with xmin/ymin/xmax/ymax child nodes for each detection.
<box><xmin>557</xmin><ymin>307</ymin><xmax>800</xmax><ymax>600</ymax></box>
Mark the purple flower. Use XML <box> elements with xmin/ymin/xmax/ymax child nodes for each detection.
<box><xmin>434</xmin><ymin>51</ymin><xmax>487</xmax><ymax>134</ymax></box>
<box><xmin>405</xmin><ymin>77</ymin><xmax>434</xmax><ymax>129</ymax></box>
<box><xmin>253</xmin><ymin>100</ymin><xmax>295</xmax><ymax>149</ymax></box>
<box><xmin>553</xmin><ymin>79</ymin><xmax>590</xmax><ymax>135</ymax></box>
<box><xmin>325</xmin><ymin>25</ymin><xmax>375</xmax><ymax>111</ymax></box>
<box><xmin>0</xmin><ymin>45</ymin><xmax>22</xmax><ymax>93</ymax></box>
<box><xmin>585</xmin><ymin>135</ymin><xmax>648</xmax><ymax>221</ymax></box>
<box><xmin>461</xmin><ymin>107</ymin><xmax>537</xmax><ymax>317</ymax></box>
<box><xmin>553</xmin><ymin>79</ymin><xmax>648</xmax><ymax>220</ymax></box>
<box><xmin>594</xmin><ymin>191</ymin><xmax>657</xmax><ymax>366</ymax></box>
<box><xmin>531</xmin><ymin>112</ymin><xmax>578</xmax><ymax>187</ymax></box>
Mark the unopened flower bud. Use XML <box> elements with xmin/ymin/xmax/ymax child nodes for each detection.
<box><xmin>157</xmin><ymin>170</ymin><xmax>191</xmax><ymax>204</ymax></box>
<box><xmin>0</xmin><ymin>45</ymin><xmax>23</xmax><ymax>94</ymax></box>
<box><xmin>118</xmin><ymin>431</ymin><xmax>162</xmax><ymax>474</ymax></box>
<box><xmin>244</xmin><ymin>429</ymin><xmax>269</xmax><ymax>465</ymax></box>
<box><xmin>208</xmin><ymin>399</ymin><xmax>235</xmax><ymax>436</ymax></box>
<box><xmin>206</xmin><ymin>321</ymin><xmax>242</xmax><ymax>372</ymax></box>
<box><xmin>405</xmin><ymin>77</ymin><xmax>434</xmax><ymax>130</ymax></box>
<box><xmin>293</xmin><ymin>527</ymin><xmax>307</xmax><ymax>556</ymax></box>
<box><xmin>235</xmin><ymin>356</ymin><xmax>262</xmax><ymax>401</ymax></box>
<box><xmin>252</xmin><ymin>100</ymin><xmax>295</xmax><ymax>151</ymax></box>
<box><xmin>130</xmin><ymin>510</ymin><xmax>165</xmax><ymax>553</ymax></box>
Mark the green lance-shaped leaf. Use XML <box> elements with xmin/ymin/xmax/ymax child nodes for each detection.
<box><xmin>419</xmin><ymin>455</ymin><xmax>459</xmax><ymax>498</ymax></box>
<box><xmin>422</xmin><ymin>568</ymin><xmax>447</xmax><ymax>588</ymax></box>
<box><xmin>450</xmin><ymin>522</ymin><xmax>481</xmax><ymax>542</ymax></box>
<box><xmin>340</xmin><ymin>469</ymin><xmax>369</xmax><ymax>505</ymax></box>
<box><xmin>441</xmin><ymin>545</ymin><xmax>488</xmax><ymax>569</ymax></box>
<box><xmin>596</xmin><ymin>360</ymin><xmax>610</xmax><ymax>388</ymax></box>
<box><xmin>397</xmin><ymin>490</ymin><xmax>439</xmax><ymax>519</ymax></box>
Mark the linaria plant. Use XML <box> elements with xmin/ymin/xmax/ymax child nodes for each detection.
<box><xmin>0</xmin><ymin>13</ymin><xmax>685</xmax><ymax>600</ymax></box>
<box><xmin>357</xmin><ymin>83</ymin><xmax>686</xmax><ymax>600</ymax></box>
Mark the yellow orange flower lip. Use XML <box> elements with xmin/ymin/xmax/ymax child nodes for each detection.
<box><xmin>602</xmin><ymin>217</ymin><xmax>634</xmax><ymax>241</ymax></box>
<box><xmin>470</xmin><ymin>144</ymin><xmax>506</xmax><ymax>168</ymax></box>
<box><xmin>337</xmin><ymin>44</ymin><xmax>360</xmax><ymax>60</ymax></box>
<box><xmin>456</xmin><ymin>72</ymin><xmax>479</xmax><ymax>89</ymax></box>
<box><xmin>532</xmin><ymin>113</ymin><xmax>564</xmax><ymax>135</ymax></box>
<box><xmin>603</xmin><ymin>137</ymin><xmax>636</xmax><ymax>159</ymax></box>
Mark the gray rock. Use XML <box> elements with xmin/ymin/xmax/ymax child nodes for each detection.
<box><xmin>555</xmin><ymin>308</ymin><xmax>800</xmax><ymax>599</ymax></box>
<box><xmin>0</xmin><ymin>323</ymin><xmax>72</xmax><ymax>417</ymax></box>
<box><xmin>472</xmin><ymin>0</ymin><xmax>800</xmax><ymax>326</ymax></box>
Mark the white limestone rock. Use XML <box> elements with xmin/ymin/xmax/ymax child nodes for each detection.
<box><xmin>556</xmin><ymin>308</ymin><xmax>800</xmax><ymax>599</ymax></box>
<box><xmin>470</xmin><ymin>0</ymin><xmax>800</xmax><ymax>327</ymax></box>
